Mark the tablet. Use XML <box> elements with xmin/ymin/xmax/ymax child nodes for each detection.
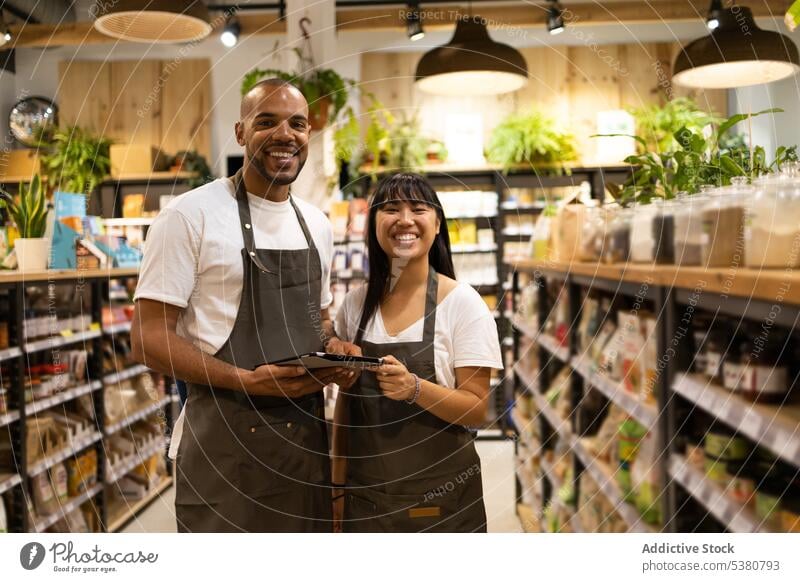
<box><xmin>268</xmin><ymin>352</ymin><xmax>384</xmax><ymax>370</ymax></box>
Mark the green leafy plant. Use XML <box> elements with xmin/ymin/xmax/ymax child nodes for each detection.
<box><xmin>630</xmin><ymin>97</ymin><xmax>721</xmax><ymax>154</ymax></box>
<box><xmin>598</xmin><ymin>108</ymin><xmax>797</xmax><ymax>206</ymax></box>
<box><xmin>242</xmin><ymin>49</ymin><xmax>353</xmax><ymax>128</ymax></box>
<box><xmin>386</xmin><ymin>114</ymin><xmax>429</xmax><ymax>172</ymax></box>
<box><xmin>38</xmin><ymin>126</ymin><xmax>111</xmax><ymax>197</ymax></box>
<box><xmin>486</xmin><ymin>109</ymin><xmax>578</xmax><ymax>172</ymax></box>
<box><xmin>170</xmin><ymin>150</ymin><xmax>215</xmax><ymax>188</ymax></box>
<box><xmin>0</xmin><ymin>174</ymin><xmax>48</xmax><ymax>238</ymax></box>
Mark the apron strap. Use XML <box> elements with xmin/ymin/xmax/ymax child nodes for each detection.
<box><xmin>232</xmin><ymin>168</ymin><xmax>318</xmax><ymax>273</ymax></box>
<box><xmin>354</xmin><ymin>266</ymin><xmax>439</xmax><ymax>346</ymax></box>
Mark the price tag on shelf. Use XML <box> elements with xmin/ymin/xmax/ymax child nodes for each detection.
<box><xmin>90</xmin><ymin>322</ymin><xmax>101</xmax><ymax>332</ymax></box>
<box><xmin>741</xmin><ymin>408</ymin><xmax>763</xmax><ymax>437</ymax></box>
<box><xmin>59</xmin><ymin>329</ymin><xmax>74</xmax><ymax>338</ymax></box>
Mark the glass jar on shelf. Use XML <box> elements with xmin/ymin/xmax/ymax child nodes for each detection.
<box><xmin>578</xmin><ymin>203</ymin><xmax>604</xmax><ymax>262</ymax></box>
<box><xmin>673</xmin><ymin>190</ymin><xmax>710</xmax><ymax>266</ymax></box>
<box><xmin>701</xmin><ymin>177</ymin><xmax>750</xmax><ymax>268</ymax></box>
<box><xmin>603</xmin><ymin>206</ymin><xmax>633</xmax><ymax>264</ymax></box>
<box><xmin>652</xmin><ymin>197</ymin><xmax>677</xmax><ymax>264</ymax></box>
<box><xmin>629</xmin><ymin>202</ymin><xmax>658</xmax><ymax>263</ymax></box>
<box><xmin>745</xmin><ymin>163</ymin><xmax>800</xmax><ymax>268</ymax></box>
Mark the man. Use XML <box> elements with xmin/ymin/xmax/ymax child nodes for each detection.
<box><xmin>131</xmin><ymin>79</ymin><xmax>357</xmax><ymax>532</ymax></box>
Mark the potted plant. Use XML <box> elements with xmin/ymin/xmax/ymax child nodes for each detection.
<box><xmin>486</xmin><ymin>109</ymin><xmax>578</xmax><ymax>172</ymax></box>
<box><xmin>0</xmin><ymin>174</ymin><xmax>49</xmax><ymax>271</ymax></box>
<box><xmin>38</xmin><ymin>126</ymin><xmax>112</xmax><ymax>201</ymax></box>
<box><xmin>629</xmin><ymin>97</ymin><xmax>720</xmax><ymax>154</ymax></box>
<box><xmin>169</xmin><ymin>150</ymin><xmax>215</xmax><ymax>188</ymax></box>
<box><xmin>242</xmin><ymin>49</ymin><xmax>353</xmax><ymax>131</ymax></box>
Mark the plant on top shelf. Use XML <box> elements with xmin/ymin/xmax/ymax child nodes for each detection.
<box><xmin>598</xmin><ymin>108</ymin><xmax>798</xmax><ymax>206</ymax></box>
<box><xmin>242</xmin><ymin>48</ymin><xmax>353</xmax><ymax>130</ymax></box>
<box><xmin>169</xmin><ymin>150</ymin><xmax>215</xmax><ymax>189</ymax></box>
<box><xmin>37</xmin><ymin>125</ymin><xmax>112</xmax><ymax>199</ymax></box>
<box><xmin>486</xmin><ymin>108</ymin><xmax>578</xmax><ymax>173</ymax></box>
<box><xmin>0</xmin><ymin>174</ymin><xmax>47</xmax><ymax>238</ymax></box>
<box><xmin>629</xmin><ymin>97</ymin><xmax>721</xmax><ymax>154</ymax></box>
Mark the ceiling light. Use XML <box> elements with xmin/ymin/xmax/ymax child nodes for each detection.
<box><xmin>674</xmin><ymin>7</ymin><xmax>800</xmax><ymax>88</ymax></box>
<box><xmin>406</xmin><ymin>2</ymin><xmax>424</xmax><ymax>41</ymax></box>
<box><xmin>706</xmin><ymin>0</ymin><xmax>722</xmax><ymax>30</ymax></box>
<box><xmin>93</xmin><ymin>0</ymin><xmax>212</xmax><ymax>44</ymax></box>
<box><xmin>220</xmin><ymin>17</ymin><xmax>240</xmax><ymax>48</ymax></box>
<box><xmin>547</xmin><ymin>0</ymin><xmax>565</xmax><ymax>36</ymax></box>
<box><xmin>415</xmin><ymin>16</ymin><xmax>528</xmax><ymax>96</ymax></box>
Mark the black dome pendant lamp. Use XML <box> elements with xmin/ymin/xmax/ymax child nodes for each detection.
<box><xmin>415</xmin><ymin>16</ymin><xmax>528</xmax><ymax>96</ymax></box>
<box><xmin>673</xmin><ymin>7</ymin><xmax>800</xmax><ymax>89</ymax></box>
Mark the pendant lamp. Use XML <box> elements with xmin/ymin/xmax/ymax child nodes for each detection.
<box><xmin>415</xmin><ymin>16</ymin><xmax>528</xmax><ymax>96</ymax></box>
<box><xmin>673</xmin><ymin>7</ymin><xmax>800</xmax><ymax>89</ymax></box>
<box><xmin>93</xmin><ymin>0</ymin><xmax>212</xmax><ymax>44</ymax></box>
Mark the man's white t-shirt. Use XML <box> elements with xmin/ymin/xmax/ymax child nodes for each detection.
<box><xmin>334</xmin><ymin>282</ymin><xmax>503</xmax><ymax>389</ymax></box>
<box><xmin>134</xmin><ymin>176</ymin><xmax>334</xmax><ymax>459</ymax></box>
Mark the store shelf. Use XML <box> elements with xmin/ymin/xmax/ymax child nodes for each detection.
<box><xmin>502</xmin><ymin>230</ymin><xmax>533</xmax><ymax>238</ymax></box>
<box><xmin>572</xmin><ymin>356</ymin><xmax>659</xmax><ymax>430</ymax></box>
<box><xmin>568</xmin><ymin>513</ymin><xmax>584</xmax><ymax>533</ymax></box>
<box><xmin>103</xmin><ymin>217</ymin><xmax>156</xmax><ymax>227</ymax></box>
<box><xmin>109</xmin><ymin>171</ymin><xmax>194</xmax><ymax>183</ymax></box>
<box><xmin>571</xmin><ymin>436</ymin><xmax>655</xmax><ymax>533</ymax></box>
<box><xmin>31</xmin><ymin>483</ymin><xmax>103</xmax><ymax>533</ymax></box>
<box><xmin>510</xmin><ymin>407</ymin><xmax>534</xmax><ymax>435</ymax></box>
<box><xmin>24</xmin><ymin>329</ymin><xmax>102</xmax><ymax>354</ymax></box>
<box><xmin>537</xmin><ymin>334</ymin><xmax>570</xmax><ymax>363</ymax></box>
<box><xmin>26</xmin><ymin>381</ymin><xmax>102</xmax><ymax>415</ymax></box>
<box><xmin>501</xmin><ymin>202</ymin><xmax>547</xmax><ymax>211</ymax></box>
<box><xmin>28</xmin><ymin>431</ymin><xmax>103</xmax><ymax>477</ymax></box>
<box><xmin>103</xmin><ymin>364</ymin><xmax>150</xmax><ymax>385</ymax></box>
<box><xmin>0</xmin><ymin>473</ymin><xmax>22</xmax><ymax>495</ymax></box>
<box><xmin>673</xmin><ymin>373</ymin><xmax>800</xmax><ymax>467</ymax></box>
<box><xmin>0</xmin><ymin>267</ymin><xmax>140</xmax><ymax>284</ymax></box>
<box><xmin>511</xmin><ymin>313</ymin><xmax>539</xmax><ymax>340</ymax></box>
<box><xmin>513</xmin><ymin>361</ymin><xmax>540</xmax><ymax>393</ymax></box>
<box><xmin>0</xmin><ymin>410</ymin><xmax>20</xmax><ymax>427</ymax></box>
<box><xmin>0</xmin><ymin>346</ymin><xmax>22</xmax><ymax>362</ymax></box>
<box><xmin>106</xmin><ymin>437</ymin><xmax>167</xmax><ymax>484</ymax></box>
<box><xmin>108</xmin><ymin>477</ymin><xmax>173</xmax><ymax>533</ymax></box>
<box><xmin>105</xmin><ymin>397</ymin><xmax>171</xmax><ymax>436</ymax></box>
<box><xmin>103</xmin><ymin>321</ymin><xmax>132</xmax><ymax>335</ymax></box>
<box><xmin>451</xmin><ymin>244</ymin><xmax>498</xmax><ymax>253</ymax></box>
<box><xmin>447</xmin><ymin>212</ymin><xmax>498</xmax><ymax>220</ymax></box>
<box><xmin>669</xmin><ymin>454</ymin><xmax>769</xmax><ymax>533</ymax></box>
<box><xmin>540</xmin><ymin>457</ymin><xmax>563</xmax><ymax>491</ymax></box>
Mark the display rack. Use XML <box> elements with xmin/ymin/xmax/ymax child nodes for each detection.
<box><xmin>508</xmin><ymin>258</ymin><xmax>800</xmax><ymax>533</ymax></box>
<box><xmin>0</xmin><ymin>268</ymin><xmax>176</xmax><ymax>532</ymax></box>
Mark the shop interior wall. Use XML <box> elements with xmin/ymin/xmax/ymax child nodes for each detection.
<box><xmin>360</xmin><ymin>43</ymin><xmax>727</xmax><ymax>165</ymax></box>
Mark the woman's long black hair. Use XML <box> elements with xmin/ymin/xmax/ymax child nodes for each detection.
<box><xmin>357</xmin><ymin>172</ymin><xmax>456</xmax><ymax>335</ymax></box>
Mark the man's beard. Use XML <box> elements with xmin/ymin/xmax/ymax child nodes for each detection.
<box><xmin>248</xmin><ymin>148</ymin><xmax>307</xmax><ymax>186</ymax></box>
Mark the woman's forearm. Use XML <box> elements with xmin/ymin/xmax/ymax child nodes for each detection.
<box><xmin>414</xmin><ymin>380</ymin><xmax>488</xmax><ymax>427</ymax></box>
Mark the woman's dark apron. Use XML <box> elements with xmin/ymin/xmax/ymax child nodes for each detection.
<box><xmin>175</xmin><ymin>170</ymin><xmax>331</xmax><ymax>532</ymax></box>
<box><xmin>343</xmin><ymin>268</ymin><xmax>487</xmax><ymax>532</ymax></box>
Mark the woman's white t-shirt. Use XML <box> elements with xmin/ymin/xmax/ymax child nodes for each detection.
<box><xmin>334</xmin><ymin>281</ymin><xmax>503</xmax><ymax>389</ymax></box>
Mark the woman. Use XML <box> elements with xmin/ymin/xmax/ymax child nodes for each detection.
<box><xmin>332</xmin><ymin>172</ymin><xmax>503</xmax><ymax>532</ymax></box>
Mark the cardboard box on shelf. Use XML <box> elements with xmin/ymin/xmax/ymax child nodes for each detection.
<box><xmin>109</xmin><ymin>145</ymin><xmax>169</xmax><ymax>177</ymax></box>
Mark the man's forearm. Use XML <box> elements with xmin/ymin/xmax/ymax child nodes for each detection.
<box><xmin>133</xmin><ymin>326</ymin><xmax>250</xmax><ymax>392</ymax></box>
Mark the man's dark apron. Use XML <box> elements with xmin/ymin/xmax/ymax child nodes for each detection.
<box><xmin>343</xmin><ymin>268</ymin><xmax>487</xmax><ymax>532</ymax></box>
<box><xmin>175</xmin><ymin>170</ymin><xmax>332</xmax><ymax>532</ymax></box>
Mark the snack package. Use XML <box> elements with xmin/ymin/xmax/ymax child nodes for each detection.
<box><xmin>0</xmin><ymin>494</ymin><xmax>7</xmax><ymax>532</ymax></box>
<box><xmin>590</xmin><ymin>319</ymin><xmax>617</xmax><ymax>367</ymax></box>
<box><xmin>50</xmin><ymin>462</ymin><xmax>68</xmax><ymax>502</ymax></box>
<box><xmin>32</xmin><ymin>472</ymin><xmax>58</xmax><ymax>516</ymax></box>
<box><xmin>641</xmin><ymin>317</ymin><xmax>658</xmax><ymax>404</ymax></box>
<box><xmin>632</xmin><ymin>430</ymin><xmax>663</xmax><ymax>525</ymax></box>
<box><xmin>619</xmin><ymin>312</ymin><xmax>645</xmax><ymax>395</ymax></box>
<box><xmin>617</xmin><ymin>419</ymin><xmax>648</xmax><ymax>499</ymax></box>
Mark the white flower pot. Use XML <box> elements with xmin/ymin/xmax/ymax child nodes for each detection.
<box><xmin>15</xmin><ymin>238</ymin><xmax>49</xmax><ymax>272</ymax></box>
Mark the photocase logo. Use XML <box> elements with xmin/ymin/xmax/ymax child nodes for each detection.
<box><xmin>20</xmin><ymin>542</ymin><xmax>46</xmax><ymax>570</ymax></box>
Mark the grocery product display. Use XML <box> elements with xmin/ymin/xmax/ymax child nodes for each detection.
<box><xmin>0</xmin><ymin>270</ymin><xmax>177</xmax><ymax>532</ymax></box>
<box><xmin>509</xmin><ymin>256</ymin><xmax>800</xmax><ymax>533</ymax></box>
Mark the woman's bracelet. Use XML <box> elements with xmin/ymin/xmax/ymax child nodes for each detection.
<box><xmin>405</xmin><ymin>373</ymin><xmax>421</xmax><ymax>405</ymax></box>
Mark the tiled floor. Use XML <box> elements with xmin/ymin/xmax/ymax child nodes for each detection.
<box><xmin>121</xmin><ymin>440</ymin><xmax>521</xmax><ymax>533</ymax></box>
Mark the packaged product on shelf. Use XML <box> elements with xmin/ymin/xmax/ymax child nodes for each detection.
<box><xmin>50</xmin><ymin>507</ymin><xmax>90</xmax><ymax>533</ymax></box>
<box><xmin>598</xmin><ymin>322</ymin><xmax>625</xmax><ymax>381</ymax></box>
<box><xmin>781</xmin><ymin>498</ymin><xmax>800</xmax><ymax>532</ymax></box>
<box><xmin>0</xmin><ymin>388</ymin><xmax>7</xmax><ymax>414</ymax></box>
<box><xmin>640</xmin><ymin>317</ymin><xmax>658</xmax><ymax>404</ymax></box>
<box><xmin>631</xmin><ymin>431</ymin><xmax>662</xmax><ymax>525</ymax></box>
<box><xmin>745</xmin><ymin>164</ymin><xmax>800</xmax><ymax>268</ymax></box>
<box><xmin>66</xmin><ymin>450</ymin><xmax>98</xmax><ymax>497</ymax></box>
<box><xmin>348</xmin><ymin>198</ymin><xmax>368</xmax><ymax>239</ymax></box>
<box><xmin>50</xmin><ymin>462</ymin><xmax>68</xmax><ymax>502</ymax></box>
<box><xmin>117</xmin><ymin>474</ymin><xmax>149</xmax><ymax>499</ymax></box>
<box><xmin>32</xmin><ymin>472</ymin><xmax>59</xmax><ymax>516</ymax></box>
<box><xmin>619</xmin><ymin>312</ymin><xmax>645</xmax><ymax>395</ymax></box>
<box><xmin>458</xmin><ymin>219</ymin><xmax>478</xmax><ymax>245</ymax></box>
<box><xmin>737</xmin><ymin>332</ymin><xmax>790</xmax><ymax>403</ymax></box>
<box><xmin>531</xmin><ymin>208</ymin><xmax>556</xmax><ymax>260</ymax></box>
<box><xmin>701</xmin><ymin>178</ymin><xmax>748</xmax><ymax>268</ymax></box>
<box><xmin>554</xmin><ymin>201</ymin><xmax>592</xmax><ymax>263</ymax></box>
<box><xmin>673</xmin><ymin>191</ymin><xmax>710</xmax><ymax>266</ymax></box>
<box><xmin>587</xmin><ymin>406</ymin><xmax>626</xmax><ymax>462</ymax></box>
<box><xmin>578</xmin><ymin>205</ymin><xmax>605</xmax><ymax>261</ymax></box>
<box><xmin>704</xmin><ymin>427</ymin><xmax>750</xmax><ymax>483</ymax></box>
<box><xmin>0</xmin><ymin>493</ymin><xmax>7</xmax><ymax>532</ymax></box>
<box><xmin>329</xmin><ymin>201</ymin><xmax>350</xmax><ymax>240</ymax></box>
<box><xmin>617</xmin><ymin>419</ymin><xmax>647</xmax><ymax>499</ymax></box>
<box><xmin>576</xmin><ymin>297</ymin><xmax>600</xmax><ymax>352</ymax></box>
<box><xmin>725</xmin><ymin>460</ymin><xmax>756</xmax><ymax>507</ymax></box>
<box><xmin>590</xmin><ymin>318</ymin><xmax>617</xmax><ymax>367</ymax></box>
<box><xmin>603</xmin><ymin>207</ymin><xmax>632</xmax><ymax>263</ymax></box>
<box><xmin>755</xmin><ymin>482</ymin><xmax>785</xmax><ymax>531</ymax></box>
<box><xmin>0</xmin><ymin>321</ymin><xmax>8</xmax><ymax>349</ymax></box>
<box><xmin>25</xmin><ymin>417</ymin><xmax>64</xmax><ymax>467</ymax></box>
